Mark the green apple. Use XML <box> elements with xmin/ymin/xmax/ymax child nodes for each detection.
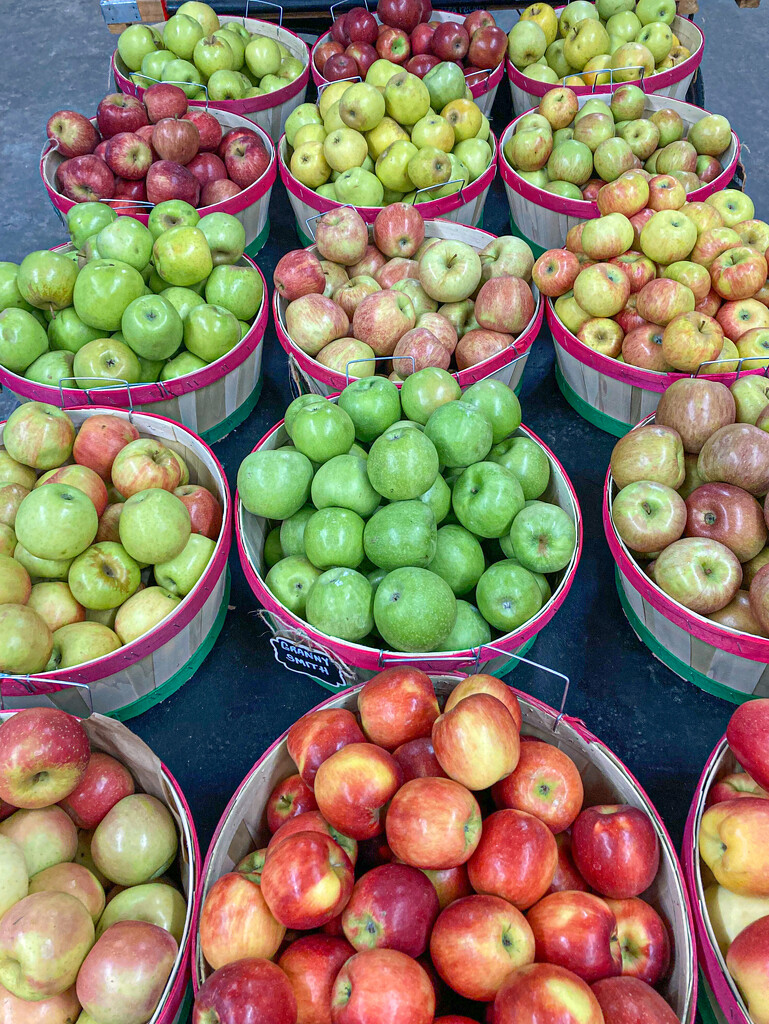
<box><xmin>177</xmin><ymin>0</ymin><xmax>220</xmax><ymax>35</ymax></box>
<box><xmin>339</xmin><ymin>83</ymin><xmax>385</xmax><ymax>133</ymax></box>
<box><xmin>183</xmin><ymin>304</ymin><xmax>240</xmax><ymax>362</ymax></box>
<box><xmin>68</xmin><ymin>541</ymin><xmax>141</xmax><ymax>609</ymax></box>
<box><xmin>96</xmin><ymin>881</ymin><xmax>186</xmax><ymax>943</ymax></box>
<box><xmin>373</xmin><ymin>566</ymin><xmax>456</xmax><ymax>651</ymax></box>
<box><xmin>508</xmin><ymin>21</ymin><xmax>547</xmax><ymax>68</ymax></box>
<box><xmin>121</xmin><ymin>294</ymin><xmax>183</xmax><ymax>361</ymax></box>
<box><xmin>67</xmin><ymin>203</ymin><xmax>116</xmax><ymax>251</ymax></box>
<box><xmin>264</xmin><ymin>527</ymin><xmax>283</xmax><ymax>568</ymax></box>
<box><xmin>476</xmin><ymin>559</ymin><xmax>542</xmax><ymax>632</ymax></box>
<box><xmin>488</xmin><ymin>436</ymin><xmax>550</xmax><ymax>500</ymax></box>
<box><xmin>47</xmin><ymin>307</ymin><xmax>102</xmax><ymax>354</ymax></box>
<box><xmin>338</xmin><ymin>377</ymin><xmax>401</xmax><ymax>443</ymax></box>
<box><xmin>303</xmin><ymin>507</ymin><xmax>365</xmax><ymax>569</ymax></box>
<box><xmin>324</xmin><ymin>128</ymin><xmax>368</xmax><ymax>174</ymax></box>
<box><xmin>453</xmin><ymin>139</ymin><xmax>492</xmax><ymax>182</ymax></box>
<box><xmin>334</xmin><ymin>167</ymin><xmax>384</xmax><ymax>207</ymax></box>
<box><xmin>213</xmin><ymin>28</ymin><xmax>245</xmax><ymax>69</ymax></box>
<box><xmin>73</xmin><ymin>337</ymin><xmax>141</xmax><ymax>387</ymax></box>
<box><xmin>153</xmin><ymin>226</ymin><xmax>213</xmax><ymax>288</ymax></box>
<box><xmin>411</xmin><ymin>114</ymin><xmax>455</xmax><ymax>153</ymax></box>
<box><xmin>137</xmin><ymin>49</ymin><xmax>176</xmax><ymax>89</ymax></box>
<box><xmin>160</xmin><ymin>352</ymin><xmax>207</xmax><ymax>380</ymax></box>
<box><xmin>238</xmin><ymin>449</ymin><xmax>313</xmax><ymax>519</ymax></box>
<box><xmin>278</xmin><ymin>56</ymin><xmax>304</xmax><ymax>82</ymax></box>
<box><xmin>15</xmin><ymin>484</ymin><xmax>98</xmax><ymax>561</ymax></box>
<box><xmin>291</xmin><ymin>403</ymin><xmax>356</xmax><ymax>465</ymax></box>
<box><xmin>367</xmin><ymin>427</ymin><xmax>439</xmax><ymax>501</ymax></box>
<box><xmin>285</xmin><ymin>103</ymin><xmax>324</xmax><ymax>148</ymax></box>
<box><xmin>636</xmin><ymin>0</ymin><xmax>676</xmax><ymax>24</ymax></box>
<box><xmin>436</xmin><ymin>599</ymin><xmax>491</xmax><ymax>651</ymax></box>
<box><xmin>198</xmin><ymin>213</ymin><xmax>246</xmax><ymax>267</ymax></box>
<box><xmin>161</xmin><ymin>286</ymin><xmax>206</xmax><ymax>321</ymax></box>
<box><xmin>163</xmin><ymin>13</ymin><xmax>204</xmax><ymax>59</ymax></box>
<box><xmin>424</xmin><ymin>401</ymin><xmax>493</xmax><ymax>469</ymax></box>
<box><xmin>245</xmin><ymin>36</ymin><xmax>281</xmax><ymax>77</ymax></box>
<box><xmin>0</xmin><ymin>262</ymin><xmax>34</xmax><ymax>314</ymax></box>
<box><xmin>279</xmin><ymin>505</ymin><xmax>315</xmax><ymax>557</ymax></box>
<box><xmin>17</xmin><ymin>251</ymin><xmax>78</xmax><ymax>311</ymax></box>
<box><xmin>161</xmin><ymin>58</ymin><xmax>204</xmax><ymax>98</ymax></box>
<box><xmin>154</xmin><ymin>533</ymin><xmax>215</xmax><ymax>596</ymax></box>
<box><xmin>95</xmin><ymin>220</ymin><xmax>153</xmax><ymax>275</ymax></box>
<box><xmin>305</xmin><ymin>566</ymin><xmax>374</xmax><ymax>641</ymax></box>
<box><xmin>400</xmin><ymin>368</ymin><xmax>461</xmax><ymax>425</ymax></box>
<box><xmin>137</xmin><ymin>356</ymin><xmax>164</xmax><ymax>382</ymax></box>
<box><xmin>423</xmin><ymin>61</ymin><xmax>466</xmax><ymax>111</ymax></box>
<box><xmin>148</xmin><ymin>202</ymin><xmax>200</xmax><ymax>240</ymax></box>
<box><xmin>118</xmin><ymin>23</ymin><xmax>160</xmax><ymax>71</ymax></box>
<box><xmin>365</xmin><ymin>58</ymin><xmax>401</xmax><ymax>89</ymax></box>
<box><xmin>119</xmin><ymin>488</ymin><xmax>190</xmax><ymax>564</ymax></box>
<box><xmin>0</xmin><ymin>309</ymin><xmax>49</xmax><ymax>373</ymax></box>
<box><xmin>265</xmin><ymin>555</ymin><xmax>321</xmax><ymax>617</ymax></box>
<box><xmin>25</xmin><ymin>350</ymin><xmax>74</xmax><ymax>386</ymax></box>
<box><xmin>460</xmin><ymin>380</ymin><xmax>522</xmax><ymax>445</ymax></box>
<box><xmin>194</xmin><ymin>33</ymin><xmax>235</xmax><ymax>77</ymax></box>
<box><xmin>205</xmin><ymin>265</ymin><xmax>263</xmax><ymax>320</ymax></box>
<box><xmin>426</xmin><ymin>524</ymin><xmax>485</xmax><ymax>596</ymax></box>
<box><xmin>418</xmin><ymin>473</ymin><xmax>451</xmax><ymax>525</ymax></box>
<box><xmin>384</xmin><ymin>72</ymin><xmax>430</xmax><ymax>127</ymax></box>
<box><xmin>376</xmin><ymin>140</ymin><xmax>418</xmax><ymax>193</ymax></box>
<box><xmin>73</xmin><ymin>259</ymin><xmax>144</xmax><ymax>332</ymax></box>
<box><xmin>311</xmin><ymin>456</ymin><xmax>380</xmax><ymax>518</ymax></box>
<box><xmin>284</xmin><ymin>394</ymin><xmax>326</xmax><ymax>438</ymax></box>
<box><xmin>637</xmin><ymin>21</ymin><xmax>673</xmax><ymax>63</ymax></box>
<box><xmin>452</xmin><ymin>461</ymin><xmax>525</xmax><ymax>539</ymax></box>
<box><xmin>363</xmin><ymin>500</ymin><xmax>437</xmax><ymax>571</ymax></box>
<box><xmin>14</xmin><ymin>543</ymin><xmax>72</xmax><ymax>580</ymax></box>
<box><xmin>509</xmin><ymin>500</ymin><xmax>577</xmax><ymax>573</ymax></box>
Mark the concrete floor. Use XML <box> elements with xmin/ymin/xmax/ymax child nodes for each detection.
<box><xmin>2</xmin><ymin>0</ymin><xmax>769</xmax><ymax>967</ymax></box>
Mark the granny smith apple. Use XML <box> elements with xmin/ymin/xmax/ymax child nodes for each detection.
<box><xmin>349</xmin><ymin>443</ymin><xmax>368</xmax><ymax>460</ymax></box>
<box><xmin>284</xmin><ymin>394</ymin><xmax>327</xmax><ymax>439</ymax></box>
<box><xmin>436</xmin><ymin>599</ymin><xmax>491</xmax><ymax>651</ymax></box>
<box><xmin>14</xmin><ymin>543</ymin><xmax>72</xmax><ymax>580</ymax></box>
<box><xmin>96</xmin><ymin>219</ymin><xmax>154</xmax><ymax>273</ymax></box>
<box><xmin>311</xmin><ymin>455</ymin><xmax>380</xmax><ymax>517</ymax></box>
<box><xmin>426</xmin><ymin>524</ymin><xmax>485</xmax><ymax>596</ymax></box>
<box><xmin>264</xmin><ymin>527</ymin><xmax>284</xmax><ymax>568</ymax></box>
<box><xmin>15</xmin><ymin>484</ymin><xmax>98</xmax><ymax>561</ymax></box>
<box><xmin>488</xmin><ymin>436</ymin><xmax>550</xmax><ymax>500</ymax></box>
<box><xmin>367</xmin><ymin>427</ymin><xmax>439</xmax><ymax>501</ymax></box>
<box><xmin>305</xmin><ymin>566</ymin><xmax>374</xmax><ymax>641</ymax></box>
<box><xmin>67</xmin><ymin>203</ymin><xmax>116</xmax><ymax>250</ymax></box>
<box><xmin>334</xmin><ymin>167</ymin><xmax>385</xmax><ymax>207</ymax></box>
<box><xmin>148</xmin><ymin>201</ymin><xmax>200</xmax><ymax>240</ymax></box>
<box><xmin>363</xmin><ymin>500</ymin><xmax>437</xmax><ymax>570</ymax></box>
<box><xmin>137</xmin><ymin>48</ymin><xmax>176</xmax><ymax>89</ymax></box>
<box><xmin>265</xmin><ymin>555</ymin><xmax>321</xmax><ymax>617</ymax></box>
<box><xmin>498</xmin><ymin>550</ymin><xmax>552</xmax><ymax>605</ymax></box>
<box><xmin>121</xmin><ymin>294</ymin><xmax>183</xmax><ymax>360</ymax></box>
<box><xmin>205</xmin><ymin>265</ymin><xmax>263</xmax><ymax>321</ymax></box>
<box><xmin>163</xmin><ymin>12</ymin><xmax>204</xmax><ymax>58</ymax></box>
<box><xmin>424</xmin><ymin>401</ymin><xmax>493</xmax><ymax>468</ymax></box>
<box><xmin>24</xmin><ymin>350</ymin><xmax>74</xmax><ymax>386</ymax></box>
<box><xmin>239</xmin><ymin>449</ymin><xmax>313</xmax><ymax>520</ymax></box>
<box><xmin>303</xmin><ymin>507</ymin><xmax>365</xmax><ymax>570</ymax></box>
<box><xmin>73</xmin><ymin>337</ymin><xmax>141</xmax><ymax>387</ymax></box>
<box><xmin>417</xmin><ymin>473</ymin><xmax>451</xmax><ymax>525</ymax></box>
<box><xmin>373</xmin><ymin>566</ymin><xmax>456</xmax><ymax>652</ymax></box>
<box><xmin>137</xmin><ymin>356</ymin><xmax>164</xmax><ymax>382</ymax></box>
<box><xmin>160</xmin><ymin>352</ymin><xmax>207</xmax><ymax>380</ymax></box>
<box><xmin>0</xmin><ymin>262</ymin><xmax>34</xmax><ymax>314</ymax></box>
<box><xmin>460</xmin><ymin>380</ymin><xmax>522</xmax><ymax>445</ymax></box>
<box><xmin>17</xmin><ymin>250</ymin><xmax>78</xmax><ymax>311</ymax></box>
<box><xmin>47</xmin><ymin>307</ymin><xmax>102</xmax><ymax>354</ymax></box>
<box><xmin>0</xmin><ymin>308</ymin><xmax>49</xmax><ymax>373</ymax></box>
<box><xmin>73</xmin><ymin>259</ymin><xmax>145</xmax><ymax>332</ymax></box>
<box><xmin>198</xmin><ymin>213</ymin><xmax>247</xmax><ymax>267</ymax></box>
<box><xmin>285</xmin><ymin>103</ymin><xmax>324</xmax><ymax>148</ymax></box>
<box><xmin>291</xmin><ymin>403</ymin><xmax>356</xmax><ymax>464</ymax></box>
<box><xmin>509</xmin><ymin>500</ymin><xmax>577</xmax><ymax>573</ymax></box>
<box><xmin>424</xmin><ymin>62</ymin><xmax>466</xmax><ymax>112</ymax></box>
<box><xmin>476</xmin><ymin>559</ymin><xmax>542</xmax><ymax>632</ymax></box>
<box><xmin>161</xmin><ymin>286</ymin><xmax>205</xmax><ymax>321</ymax></box>
<box><xmin>280</xmin><ymin>505</ymin><xmax>315</xmax><ymax>557</ymax></box>
<box><xmin>161</xmin><ymin>58</ymin><xmax>204</xmax><ymax>98</ymax></box>
<box><xmin>400</xmin><ymin>367</ymin><xmax>461</xmax><ymax>425</ymax></box>
<box><xmin>338</xmin><ymin>378</ymin><xmax>401</xmax><ymax>443</ymax></box>
<box><xmin>118</xmin><ymin>23</ymin><xmax>160</xmax><ymax>71</ymax></box>
<box><xmin>153</xmin><ymin>226</ymin><xmax>213</xmax><ymax>288</ymax></box>
<box><xmin>154</xmin><ymin>533</ymin><xmax>216</xmax><ymax>596</ymax></box>
<box><xmin>452</xmin><ymin>461</ymin><xmax>525</xmax><ymax>539</ymax></box>
<box><xmin>245</xmin><ymin>35</ymin><xmax>281</xmax><ymax>77</ymax></box>
<box><xmin>183</xmin><ymin>304</ymin><xmax>240</xmax><ymax>362</ymax></box>
<box><xmin>119</xmin><ymin>488</ymin><xmax>191</xmax><ymax>564</ymax></box>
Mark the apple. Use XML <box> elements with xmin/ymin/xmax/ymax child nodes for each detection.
<box><xmin>366</xmin><ymin>426</ymin><xmax>439</xmax><ymax>502</ymax></box>
<box><xmin>0</xmin><ymin>804</ymin><xmax>77</xmax><ymax>877</ymax></box>
<box><xmin>704</xmin><ymin>883</ymin><xmax>769</xmax><ymax>956</ymax></box>
<box><xmin>91</xmin><ymin>793</ymin><xmax>177</xmax><ymax>886</ymax></box>
<box><xmin>466</xmin><ymin>807</ymin><xmax>557</xmax><ymax>910</ymax></box>
<box><xmin>274</xmin><ymin>250</ymin><xmax>326</xmax><ymax>304</ymax></box>
<box><xmin>200</xmin><ymin>871</ymin><xmax>285</xmax><ymax>968</ymax></box>
<box><xmin>193</xmin><ymin>958</ymin><xmax>297</xmax><ymax>1024</ymax></box>
<box><xmin>278</xmin><ymin>935</ymin><xmax>354</xmax><ymax>1023</ymax></box>
<box><xmin>266</xmin><ymin>774</ymin><xmax>318</xmax><ymax>835</ymax></box>
<box><xmin>356</xmin><ymin>668</ymin><xmax>439</xmax><ymax>751</ymax></box>
<box><xmin>611</xmin><ymin>481</ymin><xmax>686</xmax><ymax>554</ymax></box>
<box><xmin>700</xmin><ymin>796</ymin><xmax>769</xmax><ymax>898</ymax></box>
<box><xmin>699</xmin><ymin>422</ymin><xmax>769</xmax><ymax>495</ymax></box>
<box><xmin>491</xmin><ymin>738</ymin><xmax>583</xmax><ymax>834</ymax></box>
<box><xmin>111</xmin><ymin>438</ymin><xmax>181</xmax><ymax>498</ymax></box>
<box><xmin>314</xmin><ymin>741</ymin><xmax>401</xmax><ymax>841</ymax></box>
<box><xmin>72</xmin><ymin>415</ymin><xmax>139</xmax><ymax>482</ymax></box>
<box><xmin>0</xmin><ymin>707</ymin><xmax>90</xmax><ymax>813</ymax></box>
<box><xmin>708</xmin><ymin>772</ymin><xmax>768</xmax><ymax>805</ymax></box>
<box><xmin>661</xmin><ymin>311</ymin><xmax>724</xmax><ymax>374</ymax></box>
<box><xmin>727</xmin><ymin>700</ymin><xmax>769</xmax><ymax>792</ymax></box>
<box><xmin>718</xmin><ymin>299</ymin><xmax>769</xmax><ymax>342</ymax></box>
<box><xmin>261</xmin><ymin>830</ymin><xmax>354</xmax><ymax>930</ymax></box>
<box><xmin>0</xmin><ymin>980</ymin><xmax>82</xmax><ymax>1022</ymax></box>
<box><xmin>57</xmin><ymin>751</ymin><xmax>134</xmax><ymax>832</ymax></box>
<box><xmin>342</xmin><ymin>861</ymin><xmax>439</xmax><ymax>956</ymax></box>
<box><xmin>685</xmin><ymin>482</ymin><xmax>767</xmax><ymax>563</ymax></box>
<box><xmin>711</xmin><ymin>246</ymin><xmax>768</xmax><ymax>300</ymax></box>
<box><xmin>707</xmin><ymin>188</ymin><xmax>756</xmax><ymax>228</ymax></box>
<box><xmin>392</xmin><ymin>737</ymin><xmax>446</xmax><ymax>783</ymax></box>
<box><xmin>385</xmin><ymin>775</ymin><xmax>481</xmax><ymax>870</ymax></box>
<box><xmin>26</xmin><ymin>581</ymin><xmax>84</xmax><ymax>633</ymax></box>
<box><xmin>605</xmin><ymin>897</ymin><xmax>670</xmax><ymax>986</ymax></box>
<box><xmin>316</xmin><ymin>209</ymin><xmax>369</xmax><ymax>268</ymax></box>
<box><xmin>28</xmin><ymin>860</ymin><xmax>105</xmax><ymax>923</ymax></box>
<box><xmin>572</xmin><ymin>805</ymin><xmax>659</xmax><ymax>899</ymax></box>
<box><xmin>431</xmin><ymin>692</ymin><xmax>519</xmax><ymax>791</ymax></box>
<box><xmin>591</xmin><ymin>976</ymin><xmax>680</xmax><ymax>1024</ymax></box>
<box><xmin>331</xmin><ymin>947</ymin><xmax>433</xmax><ymax>1023</ymax></box>
<box><xmin>494</xmin><ymin>963</ymin><xmax>604</xmax><ymax>1024</ymax></box>
<box><xmin>527</xmin><ymin>890</ymin><xmax>622</xmax><ymax>983</ymax></box>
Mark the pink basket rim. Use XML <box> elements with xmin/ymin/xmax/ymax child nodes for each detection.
<box><xmin>234</xmin><ymin>403</ymin><xmax>583</xmax><ymax>672</ymax></box>
<box><xmin>0</xmin><ymin>252</ymin><xmax>268</xmax><ymax>404</ymax></box>
<box><xmin>309</xmin><ymin>9</ymin><xmax>505</xmax><ymax>98</ymax></box>
<box><xmin>547</xmin><ymin>300</ymin><xmax>769</xmax><ymax>393</ymax></box>
<box><xmin>41</xmin><ymin>116</ymin><xmax>277</xmax><ymax>227</ymax></box>
<box><xmin>111</xmin><ymin>19</ymin><xmax>311</xmax><ymax>114</ymax></box>
<box><xmin>603</xmin><ymin>424</ymin><xmax>769</xmax><ymax>661</ymax></box>
<box><xmin>682</xmin><ymin>736</ymin><xmax>748</xmax><ymax>1023</ymax></box>
<box><xmin>506</xmin><ymin>12</ymin><xmax>704</xmax><ymax>98</ymax></box>
<box><xmin>499</xmin><ymin>105</ymin><xmax>740</xmax><ymax>218</ymax></box>
<box><xmin>278</xmin><ymin>131</ymin><xmax>498</xmax><ymax>224</ymax></box>
<box><xmin>0</xmin><ymin>407</ymin><xmax>232</xmax><ymax>681</ymax></box>
<box><xmin>192</xmin><ymin>672</ymin><xmax>696</xmax><ymax>1020</ymax></box>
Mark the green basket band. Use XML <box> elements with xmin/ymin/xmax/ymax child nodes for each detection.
<box><xmin>614</xmin><ymin>566</ymin><xmax>756</xmax><ymax>706</ymax></box>
<box><xmin>201</xmin><ymin>377</ymin><xmax>263</xmax><ymax>445</ymax></box>
<box><xmin>555</xmin><ymin>364</ymin><xmax>633</xmax><ymax>438</ymax></box>
<box><xmin>697</xmin><ymin>972</ymin><xmax>725</xmax><ymax>1024</ymax></box>
<box><xmin>244</xmin><ymin>218</ymin><xmax>271</xmax><ymax>258</ymax></box>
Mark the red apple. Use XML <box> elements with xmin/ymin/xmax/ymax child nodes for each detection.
<box><xmin>491</xmin><ymin>738</ymin><xmax>584</xmax><ymax>834</ymax></box>
<box><xmin>527</xmin><ymin>891</ymin><xmax>622</xmax><ymax>983</ymax></box>
<box><xmin>346</xmin><ymin>41</ymin><xmax>378</xmax><ymax>76</ymax></box>
<box><xmin>350</xmin><ymin>246</ymin><xmax>388</xmax><ymax>279</ymax></box>
<box><xmin>186</xmin><ymin>152</ymin><xmax>227</xmax><ymax>189</ymax></box>
<box><xmin>324</xmin><ymin>53</ymin><xmax>361</xmax><ymax>79</ymax></box>
<box><xmin>430</xmin><ymin>894</ymin><xmax>535</xmax><ymax>1002</ymax></box>
<box><xmin>113</xmin><ymin>177</ymin><xmax>147</xmax><ymax>208</ymax></box>
<box><xmin>533</xmin><ymin>249</ymin><xmax>581</xmax><ymax>298</ymax></box>
<box><xmin>444</xmin><ymin>675</ymin><xmax>522</xmax><ymax>729</ymax></box>
<box><xmin>266</xmin><ymin>773</ymin><xmax>318</xmax><ymax>833</ymax></box>
<box><xmin>199</xmin><ymin>872</ymin><xmax>286</xmax><ymax>968</ymax></box>
<box><xmin>96</xmin><ymin>93</ymin><xmax>148</xmax><ymax>139</ymax></box>
<box><xmin>420</xmin><ymin>863</ymin><xmax>472</xmax><ymax>910</ymax></box>
<box><xmin>0</xmin><ymin>707</ymin><xmax>90</xmax><ymax>809</ymax></box>
<box><xmin>432</xmin><ymin>693</ymin><xmax>520</xmax><ymax>791</ymax></box>
<box><xmin>455</xmin><ymin>329</ymin><xmax>514</xmax><ymax>371</ymax></box>
<box><xmin>314</xmin><ymin>743</ymin><xmax>401</xmax><ymax>841</ymax></box>
<box><xmin>287</xmin><ymin>707</ymin><xmax>365</xmax><ymax>787</ymax></box>
<box><xmin>377</xmin><ymin>27</ymin><xmax>411</xmax><ymax>63</ymax></box>
<box><xmin>330</xmin><ymin>12</ymin><xmax>350</xmax><ymax>44</ymax></box>
<box><xmin>467</xmin><ymin>808</ymin><xmax>558</xmax><ymax>910</ymax></box>
<box><xmin>392</xmin><ymin>736</ymin><xmax>446</xmax><ymax>782</ymax></box>
<box><xmin>142</xmin><ymin>82</ymin><xmax>188</xmax><ymax>123</ymax></box>
<box><xmin>58</xmin><ymin>751</ymin><xmax>134</xmax><ymax>830</ymax></box>
<box><xmin>342</xmin><ymin>863</ymin><xmax>439</xmax><ymax>956</ymax></box>
<box><xmin>468</xmin><ymin>25</ymin><xmax>507</xmax><ymax>68</ymax></box>
<box><xmin>591</xmin><ymin>976</ymin><xmax>680</xmax><ymax>1024</ymax></box>
<box><xmin>193</xmin><ymin>957</ymin><xmax>297</xmax><ymax>1024</ymax></box>
<box><xmin>432</xmin><ymin>22</ymin><xmax>469</xmax><ymax>61</ymax></box>
<box><xmin>268</xmin><ymin>809</ymin><xmax>358</xmax><ymax>867</ymax></box>
<box><xmin>56</xmin><ymin>155</ymin><xmax>115</xmax><ymax>202</ymax></box>
<box><xmin>465</xmin><ymin>9</ymin><xmax>495</xmax><ymax>33</ymax></box>
<box><xmin>201</xmin><ymin>179</ymin><xmax>242</xmax><ymax>206</ymax></box>
<box><xmin>174</xmin><ymin>484</ymin><xmax>223</xmax><ymax>540</ymax></box>
<box><xmin>262</xmin><ymin>830</ymin><xmax>354</xmax><ymax>930</ymax></box>
<box><xmin>410</xmin><ymin>22</ymin><xmax>435</xmax><ymax>54</ymax></box>
<box><xmin>727</xmin><ymin>700</ymin><xmax>769</xmax><ymax>793</ymax></box>
<box><xmin>316</xmin><ymin>40</ymin><xmax>345</xmax><ymax>73</ymax></box>
<box><xmin>622</xmin><ymin>324</ymin><xmax>670</xmax><ymax>371</ymax></box>
<box><xmin>373</xmin><ymin>204</ymin><xmax>425</xmax><ymax>259</ymax></box>
<box><xmin>152</xmin><ymin>117</ymin><xmax>200</xmax><ymax>165</ymax></box>
<box><xmin>494</xmin><ymin>963</ymin><xmax>604</xmax><ymax>1024</ymax></box>
<box><xmin>357</xmin><ymin>668</ymin><xmax>439</xmax><ymax>750</ymax></box>
<box><xmin>548</xmin><ymin>831</ymin><xmax>591</xmax><ymax>894</ymax></box>
<box><xmin>708</xmin><ymin>771</ymin><xmax>768</xmax><ymax>805</ymax></box>
<box><xmin>347</xmin><ymin>7</ymin><xmax>378</xmax><ymax>44</ymax></box>
<box><xmin>655</xmin><ymin>378</ymin><xmax>736</xmax><ymax>454</ymax></box>
<box><xmin>274</xmin><ymin>250</ymin><xmax>327</xmax><ymax>304</ymax></box>
<box><xmin>47</xmin><ymin>110</ymin><xmax>100</xmax><ymax>158</ymax></box>
<box><xmin>604</xmin><ymin>898</ymin><xmax>670</xmax><ymax>986</ymax></box>
<box><xmin>386</xmin><ymin>776</ymin><xmax>481</xmax><ymax>869</ymax></box>
<box><xmin>182</xmin><ymin>108</ymin><xmax>223</xmax><ymax>152</ymax></box>
<box><xmin>279</xmin><ymin>935</ymin><xmax>354</xmax><ymax>1024</ymax></box>
<box><xmin>37</xmin><ymin>463</ymin><xmax>109</xmax><ymax>517</ymax></box>
<box><xmin>217</xmin><ymin>127</ymin><xmax>260</xmax><ymax>160</ymax></box>
<box><xmin>571</xmin><ymin>805</ymin><xmax>660</xmax><ymax>899</ymax></box>
<box><xmin>331</xmin><ymin>948</ymin><xmax>434</xmax><ymax>1024</ymax></box>
<box><xmin>685</xmin><ymin>482</ymin><xmax>767</xmax><ymax>562</ymax></box>
<box><xmin>711</xmin><ymin>246</ymin><xmax>768</xmax><ymax>301</ymax></box>
<box><xmin>726</xmin><ymin>914</ymin><xmax>769</xmax><ymax>1024</ymax></box>
<box><xmin>406</xmin><ymin>53</ymin><xmax>440</xmax><ymax>76</ymax></box>
<box><xmin>377</xmin><ymin>0</ymin><xmax>422</xmax><ymax>33</ymax></box>
<box><xmin>146</xmin><ymin>160</ymin><xmax>200</xmax><ymax>206</ymax></box>
<box><xmin>224</xmin><ymin>134</ymin><xmax>270</xmax><ymax>188</ymax></box>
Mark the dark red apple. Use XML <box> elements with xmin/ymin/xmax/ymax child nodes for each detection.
<box><xmin>287</xmin><ymin>707</ymin><xmax>365</xmax><ymax>787</ymax></box>
<box><xmin>186</xmin><ymin>152</ymin><xmax>228</xmax><ymax>188</ymax></box>
<box><xmin>201</xmin><ymin>179</ymin><xmax>241</xmax><ymax>206</ymax></box>
<box><xmin>143</xmin><ymin>83</ymin><xmax>188</xmax><ymax>123</ymax></box>
<box><xmin>192</xmin><ymin>957</ymin><xmax>297</xmax><ymax>1024</ymax></box>
<box><xmin>406</xmin><ymin>53</ymin><xmax>440</xmax><ymax>77</ymax></box>
<box><xmin>146</xmin><ymin>160</ymin><xmax>200</xmax><ymax>206</ymax></box>
<box><xmin>134</xmin><ymin>123</ymin><xmax>158</xmax><ymax>159</ymax></box>
<box><xmin>113</xmin><ymin>177</ymin><xmax>147</xmax><ymax>207</ymax></box>
<box><xmin>324</xmin><ymin>52</ymin><xmax>361</xmax><ymax>80</ymax></box>
<box><xmin>182</xmin><ymin>109</ymin><xmax>223</xmax><ymax>152</ymax></box>
<box><xmin>685</xmin><ymin>483</ymin><xmax>768</xmax><ymax>563</ymax></box>
<box><xmin>468</xmin><ymin>25</ymin><xmax>507</xmax><ymax>68</ymax></box>
<box><xmin>224</xmin><ymin>134</ymin><xmax>270</xmax><ymax>188</ymax></box>
<box><xmin>347</xmin><ymin>7</ymin><xmax>378</xmax><ymax>44</ymax></box>
<box><xmin>392</xmin><ymin>737</ymin><xmax>446</xmax><ymax>782</ymax></box>
<box><xmin>96</xmin><ymin>93</ymin><xmax>148</xmax><ymax>139</ymax></box>
<box><xmin>571</xmin><ymin>805</ymin><xmax>660</xmax><ymax>900</ymax></box>
<box><xmin>330</xmin><ymin>12</ymin><xmax>351</xmax><ymax>45</ymax></box>
<box><xmin>316</xmin><ymin>40</ymin><xmax>345</xmax><ymax>73</ymax></box>
<box><xmin>346</xmin><ymin>41</ymin><xmax>378</xmax><ymax>76</ymax></box>
<box><xmin>548</xmin><ymin>832</ymin><xmax>591</xmax><ymax>895</ymax></box>
<box><xmin>377</xmin><ymin>0</ymin><xmax>422</xmax><ymax>33</ymax></box>
<box><xmin>55</xmin><ymin>155</ymin><xmax>115</xmax><ymax>202</ymax></box>
<box><xmin>591</xmin><ymin>976</ymin><xmax>680</xmax><ymax>1024</ymax></box>
<box><xmin>46</xmin><ymin>110</ymin><xmax>100</xmax><ymax>158</ymax></box>
<box><xmin>278</xmin><ymin>935</ymin><xmax>354</xmax><ymax>1024</ymax></box>
<box><xmin>58</xmin><ymin>751</ymin><xmax>134</xmax><ymax>830</ymax></box>
<box><xmin>410</xmin><ymin>22</ymin><xmax>436</xmax><ymax>54</ymax></box>
<box><xmin>152</xmin><ymin>118</ymin><xmax>200</xmax><ymax>165</ymax></box>
<box><xmin>104</xmin><ymin>132</ymin><xmax>152</xmax><ymax>179</ymax></box>
<box><xmin>431</xmin><ymin>22</ymin><xmax>469</xmax><ymax>61</ymax></box>
<box><xmin>527</xmin><ymin>891</ymin><xmax>622</xmax><ymax>983</ymax></box>
<box><xmin>217</xmin><ymin>127</ymin><xmax>260</xmax><ymax>160</ymax></box>
<box><xmin>342</xmin><ymin>863</ymin><xmax>440</xmax><ymax>957</ymax></box>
